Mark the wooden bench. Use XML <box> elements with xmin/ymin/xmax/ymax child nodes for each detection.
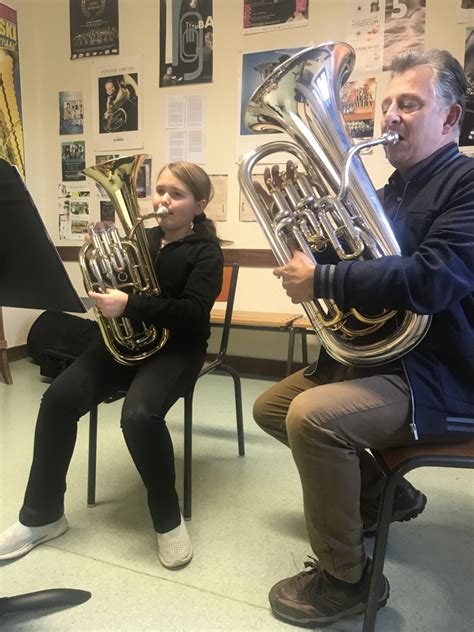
<box><xmin>210</xmin><ymin>309</ymin><xmax>302</xmax><ymax>376</ymax></box>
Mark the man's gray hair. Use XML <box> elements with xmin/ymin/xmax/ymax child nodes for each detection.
<box><xmin>390</xmin><ymin>49</ymin><xmax>467</xmax><ymax>132</ymax></box>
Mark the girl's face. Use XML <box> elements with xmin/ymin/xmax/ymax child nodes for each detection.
<box><xmin>152</xmin><ymin>168</ymin><xmax>206</xmax><ymax>239</ymax></box>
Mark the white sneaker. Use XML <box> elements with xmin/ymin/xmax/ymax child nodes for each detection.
<box><xmin>157</xmin><ymin>516</ymin><xmax>193</xmax><ymax>569</ymax></box>
<box><xmin>0</xmin><ymin>516</ymin><xmax>69</xmax><ymax>560</ymax></box>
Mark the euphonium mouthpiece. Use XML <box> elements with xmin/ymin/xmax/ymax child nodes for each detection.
<box><xmin>382</xmin><ymin>130</ymin><xmax>399</xmax><ymax>145</ymax></box>
<box><xmin>155</xmin><ymin>206</ymin><xmax>169</xmax><ymax>218</ymax></box>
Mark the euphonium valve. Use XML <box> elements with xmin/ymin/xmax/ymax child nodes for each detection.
<box><xmin>238</xmin><ymin>42</ymin><xmax>431</xmax><ymax>367</ymax></box>
<box><xmin>79</xmin><ymin>155</ymin><xmax>169</xmax><ymax>365</ymax></box>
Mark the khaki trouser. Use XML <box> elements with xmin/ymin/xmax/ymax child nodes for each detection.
<box><xmin>253</xmin><ymin>363</ymin><xmax>418</xmax><ymax>582</ymax></box>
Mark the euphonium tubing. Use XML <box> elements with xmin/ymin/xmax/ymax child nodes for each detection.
<box><xmin>79</xmin><ymin>155</ymin><xmax>169</xmax><ymax>365</ymax></box>
<box><xmin>238</xmin><ymin>42</ymin><xmax>431</xmax><ymax>367</ymax></box>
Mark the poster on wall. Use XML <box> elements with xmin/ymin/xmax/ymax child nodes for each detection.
<box><xmin>59</xmin><ymin>90</ymin><xmax>84</xmax><ymax>135</ymax></box>
<box><xmin>341</xmin><ymin>77</ymin><xmax>377</xmax><ymax>141</ymax></box>
<box><xmin>100</xmin><ymin>199</ymin><xmax>115</xmax><ymax>224</ymax></box>
<box><xmin>0</xmin><ymin>2</ymin><xmax>25</xmax><ymax>178</ymax></box>
<box><xmin>383</xmin><ymin>0</ymin><xmax>426</xmax><ymax>71</ymax></box>
<box><xmin>61</xmin><ymin>140</ymin><xmax>86</xmax><ymax>181</ymax></box>
<box><xmin>69</xmin><ymin>0</ymin><xmax>119</xmax><ymax>59</ymax></box>
<box><xmin>206</xmin><ymin>174</ymin><xmax>228</xmax><ymax>222</ymax></box>
<box><xmin>58</xmin><ymin>182</ymin><xmax>91</xmax><ymax>240</ymax></box>
<box><xmin>240</xmin><ymin>48</ymin><xmax>303</xmax><ymax>135</ymax></box>
<box><xmin>460</xmin><ymin>27</ymin><xmax>474</xmax><ymax>146</ymax></box>
<box><xmin>136</xmin><ymin>156</ymin><xmax>152</xmax><ymax>199</ymax></box>
<box><xmin>457</xmin><ymin>0</ymin><xmax>474</xmax><ymax>23</ymax></box>
<box><xmin>345</xmin><ymin>0</ymin><xmax>383</xmax><ymax>74</ymax></box>
<box><xmin>243</xmin><ymin>0</ymin><xmax>309</xmax><ymax>34</ymax></box>
<box><xmin>159</xmin><ymin>0</ymin><xmax>213</xmax><ymax>87</ymax></box>
<box><xmin>93</xmin><ymin>56</ymin><xmax>143</xmax><ymax>151</ymax></box>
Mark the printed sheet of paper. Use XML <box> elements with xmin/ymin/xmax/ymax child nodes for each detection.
<box><xmin>345</xmin><ymin>0</ymin><xmax>384</xmax><ymax>74</ymax></box>
<box><xmin>206</xmin><ymin>175</ymin><xmax>228</xmax><ymax>222</ymax></box>
<box><xmin>57</xmin><ymin>182</ymin><xmax>92</xmax><ymax>240</ymax></box>
<box><xmin>243</xmin><ymin>0</ymin><xmax>309</xmax><ymax>35</ymax></box>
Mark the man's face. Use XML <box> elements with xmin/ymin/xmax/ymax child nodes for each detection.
<box><xmin>105</xmin><ymin>81</ymin><xmax>115</xmax><ymax>96</ymax></box>
<box><xmin>381</xmin><ymin>65</ymin><xmax>457</xmax><ymax>174</ymax></box>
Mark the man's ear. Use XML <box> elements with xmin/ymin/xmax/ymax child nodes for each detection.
<box><xmin>443</xmin><ymin>103</ymin><xmax>462</xmax><ymax>134</ymax></box>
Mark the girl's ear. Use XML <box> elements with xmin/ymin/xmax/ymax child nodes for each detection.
<box><xmin>195</xmin><ymin>199</ymin><xmax>207</xmax><ymax>213</ymax></box>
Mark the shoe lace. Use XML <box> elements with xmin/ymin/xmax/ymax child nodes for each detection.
<box><xmin>303</xmin><ymin>556</ymin><xmax>320</xmax><ymax>573</ymax></box>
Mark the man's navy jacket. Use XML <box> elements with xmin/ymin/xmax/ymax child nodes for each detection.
<box><xmin>315</xmin><ymin>143</ymin><xmax>474</xmax><ymax>437</ymax></box>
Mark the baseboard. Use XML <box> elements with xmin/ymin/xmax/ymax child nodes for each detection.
<box><xmin>7</xmin><ymin>344</ymin><xmax>28</xmax><ymax>362</ymax></box>
<box><xmin>7</xmin><ymin>346</ymin><xmax>301</xmax><ymax>380</ymax></box>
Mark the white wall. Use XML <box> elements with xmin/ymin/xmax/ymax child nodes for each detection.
<box><xmin>2</xmin><ymin>0</ymin><xmax>468</xmax><ymax>362</ymax></box>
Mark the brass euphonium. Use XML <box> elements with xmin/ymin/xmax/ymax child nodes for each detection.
<box><xmin>238</xmin><ymin>42</ymin><xmax>431</xmax><ymax>367</ymax></box>
<box><xmin>79</xmin><ymin>155</ymin><xmax>169</xmax><ymax>365</ymax></box>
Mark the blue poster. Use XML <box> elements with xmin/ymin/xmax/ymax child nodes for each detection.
<box><xmin>59</xmin><ymin>90</ymin><xmax>84</xmax><ymax>135</ymax></box>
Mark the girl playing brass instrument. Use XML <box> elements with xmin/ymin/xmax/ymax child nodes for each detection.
<box><xmin>0</xmin><ymin>162</ymin><xmax>223</xmax><ymax>569</ymax></box>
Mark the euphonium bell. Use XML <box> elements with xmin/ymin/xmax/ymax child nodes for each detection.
<box><xmin>238</xmin><ymin>42</ymin><xmax>431</xmax><ymax>366</ymax></box>
<box><xmin>79</xmin><ymin>155</ymin><xmax>169</xmax><ymax>365</ymax></box>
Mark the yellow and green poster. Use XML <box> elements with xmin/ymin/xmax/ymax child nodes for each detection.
<box><xmin>0</xmin><ymin>2</ymin><xmax>24</xmax><ymax>178</ymax></box>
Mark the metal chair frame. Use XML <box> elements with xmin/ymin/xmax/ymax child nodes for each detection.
<box><xmin>363</xmin><ymin>440</ymin><xmax>474</xmax><ymax>631</ymax></box>
<box><xmin>87</xmin><ymin>263</ymin><xmax>244</xmax><ymax>520</ymax></box>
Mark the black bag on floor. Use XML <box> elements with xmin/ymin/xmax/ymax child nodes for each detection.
<box><xmin>27</xmin><ymin>311</ymin><xmax>101</xmax><ymax>378</ymax></box>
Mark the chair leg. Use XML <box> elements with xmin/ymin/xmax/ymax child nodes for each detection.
<box><xmin>286</xmin><ymin>326</ymin><xmax>296</xmax><ymax>376</ymax></box>
<box><xmin>221</xmin><ymin>365</ymin><xmax>245</xmax><ymax>456</ymax></box>
<box><xmin>87</xmin><ymin>406</ymin><xmax>98</xmax><ymax>507</ymax></box>
<box><xmin>301</xmin><ymin>330</ymin><xmax>308</xmax><ymax>366</ymax></box>
<box><xmin>362</xmin><ymin>469</ymin><xmax>402</xmax><ymax>632</ymax></box>
<box><xmin>183</xmin><ymin>388</ymin><xmax>194</xmax><ymax>521</ymax></box>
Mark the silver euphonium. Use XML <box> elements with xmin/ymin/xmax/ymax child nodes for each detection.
<box><xmin>238</xmin><ymin>42</ymin><xmax>431</xmax><ymax>366</ymax></box>
<box><xmin>79</xmin><ymin>155</ymin><xmax>169</xmax><ymax>365</ymax></box>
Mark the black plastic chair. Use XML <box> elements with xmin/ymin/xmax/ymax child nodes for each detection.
<box><xmin>363</xmin><ymin>438</ymin><xmax>474</xmax><ymax>631</ymax></box>
<box><xmin>87</xmin><ymin>263</ymin><xmax>244</xmax><ymax>520</ymax></box>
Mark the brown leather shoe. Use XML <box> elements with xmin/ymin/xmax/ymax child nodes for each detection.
<box><xmin>269</xmin><ymin>558</ymin><xmax>389</xmax><ymax>627</ymax></box>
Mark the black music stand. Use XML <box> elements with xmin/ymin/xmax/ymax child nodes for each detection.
<box><xmin>0</xmin><ymin>160</ymin><xmax>91</xmax><ymax>615</ymax></box>
<box><xmin>0</xmin><ymin>159</ymin><xmax>86</xmax><ymax>313</ymax></box>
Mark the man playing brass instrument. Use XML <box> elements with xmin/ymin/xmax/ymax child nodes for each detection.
<box><xmin>254</xmin><ymin>49</ymin><xmax>474</xmax><ymax>626</ymax></box>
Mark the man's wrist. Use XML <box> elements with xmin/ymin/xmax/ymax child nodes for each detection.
<box><xmin>314</xmin><ymin>264</ymin><xmax>336</xmax><ymax>299</ymax></box>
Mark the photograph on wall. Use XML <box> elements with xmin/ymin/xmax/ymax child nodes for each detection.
<box><xmin>93</xmin><ymin>56</ymin><xmax>143</xmax><ymax>151</ymax></box>
<box><xmin>383</xmin><ymin>0</ymin><xmax>426</xmax><ymax>71</ymax></box>
<box><xmin>61</xmin><ymin>140</ymin><xmax>86</xmax><ymax>181</ymax></box>
<box><xmin>457</xmin><ymin>0</ymin><xmax>474</xmax><ymax>23</ymax></box>
<box><xmin>0</xmin><ymin>2</ymin><xmax>25</xmax><ymax>178</ymax></box>
<box><xmin>341</xmin><ymin>77</ymin><xmax>376</xmax><ymax>141</ymax></box>
<box><xmin>240</xmin><ymin>47</ymin><xmax>303</xmax><ymax>135</ymax></box>
<box><xmin>345</xmin><ymin>0</ymin><xmax>383</xmax><ymax>74</ymax></box>
<box><xmin>136</xmin><ymin>156</ymin><xmax>152</xmax><ymax>199</ymax></box>
<box><xmin>69</xmin><ymin>0</ymin><xmax>119</xmax><ymax>59</ymax></box>
<box><xmin>59</xmin><ymin>90</ymin><xmax>84</xmax><ymax>135</ymax></box>
<box><xmin>159</xmin><ymin>0</ymin><xmax>213</xmax><ymax>87</ymax></box>
<box><xmin>100</xmin><ymin>199</ymin><xmax>115</xmax><ymax>225</ymax></box>
<box><xmin>58</xmin><ymin>182</ymin><xmax>91</xmax><ymax>240</ymax></box>
<box><xmin>243</xmin><ymin>0</ymin><xmax>309</xmax><ymax>34</ymax></box>
<box><xmin>460</xmin><ymin>26</ymin><xmax>474</xmax><ymax>146</ymax></box>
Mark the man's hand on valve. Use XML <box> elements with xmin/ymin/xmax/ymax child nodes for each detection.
<box><xmin>273</xmin><ymin>250</ymin><xmax>315</xmax><ymax>304</ymax></box>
